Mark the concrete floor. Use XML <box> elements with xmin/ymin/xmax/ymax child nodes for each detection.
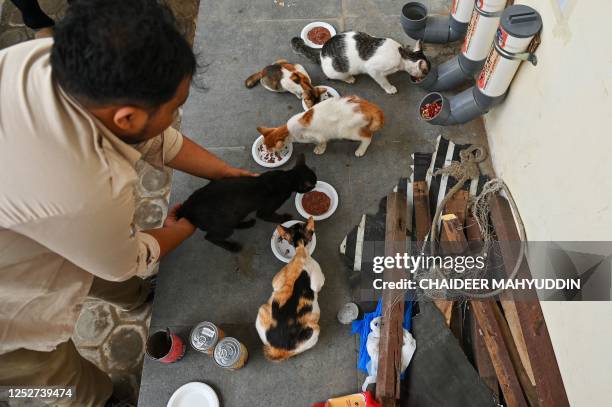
<box><xmin>139</xmin><ymin>0</ymin><xmax>489</xmax><ymax>406</ymax></box>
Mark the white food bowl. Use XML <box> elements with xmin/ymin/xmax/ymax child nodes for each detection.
<box><xmin>295</xmin><ymin>181</ymin><xmax>338</xmax><ymax>221</ymax></box>
<box><xmin>167</xmin><ymin>382</ymin><xmax>219</xmax><ymax>407</ymax></box>
<box><xmin>300</xmin><ymin>21</ymin><xmax>336</xmax><ymax>49</ymax></box>
<box><xmin>251</xmin><ymin>135</ymin><xmax>292</xmax><ymax>168</ymax></box>
<box><xmin>271</xmin><ymin>220</ymin><xmax>316</xmax><ymax>263</ymax></box>
<box><xmin>301</xmin><ymin>85</ymin><xmax>340</xmax><ymax>111</ymax></box>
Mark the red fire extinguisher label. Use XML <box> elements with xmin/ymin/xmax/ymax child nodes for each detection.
<box><xmin>496</xmin><ymin>26</ymin><xmax>509</xmax><ymax>48</ymax></box>
<box><xmin>462</xmin><ymin>12</ymin><xmax>479</xmax><ymax>54</ymax></box>
<box><xmin>477</xmin><ymin>46</ymin><xmax>500</xmax><ymax>90</ymax></box>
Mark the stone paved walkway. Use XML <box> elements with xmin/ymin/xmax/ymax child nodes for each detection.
<box><xmin>0</xmin><ymin>0</ymin><xmax>200</xmax><ymax>405</ymax></box>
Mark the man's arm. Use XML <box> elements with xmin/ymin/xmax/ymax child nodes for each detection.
<box><xmin>143</xmin><ymin>205</ymin><xmax>195</xmax><ymax>258</ymax></box>
<box><xmin>167</xmin><ymin>135</ymin><xmax>256</xmax><ymax>179</ymax></box>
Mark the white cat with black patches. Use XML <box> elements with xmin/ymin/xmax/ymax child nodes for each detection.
<box><xmin>292</xmin><ymin>31</ymin><xmax>430</xmax><ymax>94</ymax></box>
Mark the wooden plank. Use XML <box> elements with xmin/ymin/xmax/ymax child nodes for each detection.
<box><xmin>440</xmin><ymin>214</ymin><xmax>469</xmax><ymax>255</ymax></box>
<box><xmin>489</xmin><ymin>195</ymin><xmax>570</xmax><ymax>407</ymax></box>
<box><xmin>492</xmin><ymin>301</ymin><xmax>540</xmax><ymax>407</ymax></box>
<box><xmin>434</xmin><ymin>214</ymin><xmax>468</xmax><ymax>327</ymax></box>
<box><xmin>465</xmin><ymin>209</ymin><xmax>482</xmax><ymax>242</ymax></box>
<box><xmin>471</xmin><ymin>301</ymin><xmax>528</xmax><ymax>407</ymax></box>
<box><xmin>376</xmin><ymin>192</ymin><xmax>408</xmax><ymax>406</ymax></box>
<box><xmin>470</xmin><ymin>306</ymin><xmax>500</xmax><ymax>398</ymax></box>
<box><xmin>444</xmin><ymin>189</ymin><xmax>469</xmax><ymax>224</ymax></box>
<box><xmin>413</xmin><ymin>181</ymin><xmax>431</xmax><ymax>246</ymax></box>
<box><xmin>500</xmin><ymin>300</ymin><xmax>536</xmax><ymax>386</ymax></box>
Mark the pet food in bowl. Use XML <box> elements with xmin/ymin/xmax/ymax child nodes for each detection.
<box><xmin>295</xmin><ymin>181</ymin><xmax>338</xmax><ymax>221</ymax></box>
<box><xmin>300</xmin><ymin>22</ymin><xmax>336</xmax><ymax>49</ymax></box>
<box><xmin>420</xmin><ymin>100</ymin><xmax>442</xmax><ymax>120</ymax></box>
<box><xmin>308</xmin><ymin>27</ymin><xmax>331</xmax><ymax>45</ymax></box>
<box><xmin>302</xmin><ymin>191</ymin><xmax>331</xmax><ymax>216</ymax></box>
<box><xmin>258</xmin><ymin>144</ymin><xmax>285</xmax><ymax>164</ymax></box>
<box><xmin>251</xmin><ymin>135</ymin><xmax>292</xmax><ymax>168</ymax></box>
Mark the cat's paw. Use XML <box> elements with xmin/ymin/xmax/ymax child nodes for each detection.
<box><xmin>385</xmin><ymin>86</ymin><xmax>397</xmax><ymax>95</ymax></box>
<box><xmin>344</xmin><ymin>76</ymin><xmax>356</xmax><ymax>84</ymax></box>
<box><xmin>313</xmin><ymin>144</ymin><xmax>327</xmax><ymax>155</ymax></box>
<box><xmin>355</xmin><ymin>149</ymin><xmax>367</xmax><ymax>157</ymax></box>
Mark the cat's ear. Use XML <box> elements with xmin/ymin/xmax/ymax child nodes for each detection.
<box><xmin>258</xmin><ymin>126</ymin><xmax>273</xmax><ymax>136</ymax></box>
<box><xmin>306</xmin><ymin>216</ymin><xmax>315</xmax><ymax>234</ymax></box>
<box><xmin>414</xmin><ymin>39</ymin><xmax>423</xmax><ymax>52</ymax></box>
<box><xmin>294</xmin><ymin>153</ymin><xmax>306</xmax><ymax>167</ymax></box>
<box><xmin>316</xmin><ymin>87</ymin><xmax>327</xmax><ymax>97</ymax></box>
<box><xmin>276</xmin><ymin>225</ymin><xmax>292</xmax><ymax>242</ymax></box>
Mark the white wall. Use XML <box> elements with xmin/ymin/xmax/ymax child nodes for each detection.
<box><xmin>483</xmin><ymin>0</ymin><xmax>612</xmax><ymax>405</ymax></box>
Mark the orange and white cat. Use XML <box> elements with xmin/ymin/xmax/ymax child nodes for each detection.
<box><xmin>245</xmin><ymin>60</ymin><xmax>326</xmax><ymax>108</ymax></box>
<box><xmin>256</xmin><ymin>218</ymin><xmax>324</xmax><ymax>361</ymax></box>
<box><xmin>257</xmin><ymin>95</ymin><xmax>384</xmax><ymax>157</ymax></box>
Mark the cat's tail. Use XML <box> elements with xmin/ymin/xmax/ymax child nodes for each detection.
<box><xmin>263</xmin><ymin>345</ymin><xmax>293</xmax><ymax>362</ymax></box>
<box><xmin>244</xmin><ymin>70</ymin><xmax>264</xmax><ymax>88</ymax></box>
<box><xmin>291</xmin><ymin>37</ymin><xmax>321</xmax><ymax>65</ymax></box>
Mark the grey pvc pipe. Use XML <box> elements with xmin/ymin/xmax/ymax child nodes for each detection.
<box><xmin>401</xmin><ymin>2</ymin><xmax>468</xmax><ymax>43</ymax></box>
<box><xmin>410</xmin><ymin>53</ymin><xmax>484</xmax><ymax>92</ymax></box>
<box><xmin>419</xmin><ymin>88</ymin><xmax>505</xmax><ymax>126</ymax></box>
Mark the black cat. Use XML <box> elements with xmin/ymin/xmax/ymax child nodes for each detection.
<box><xmin>177</xmin><ymin>154</ymin><xmax>316</xmax><ymax>252</ymax></box>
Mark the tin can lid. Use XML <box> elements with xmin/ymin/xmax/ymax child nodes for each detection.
<box><xmin>501</xmin><ymin>5</ymin><xmax>542</xmax><ymax>39</ymax></box>
<box><xmin>214</xmin><ymin>337</ymin><xmax>241</xmax><ymax>367</ymax></box>
<box><xmin>190</xmin><ymin>321</ymin><xmax>218</xmax><ymax>351</ymax></box>
<box><xmin>337</xmin><ymin>302</ymin><xmax>360</xmax><ymax>324</ymax></box>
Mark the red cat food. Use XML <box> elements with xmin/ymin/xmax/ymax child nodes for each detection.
<box><xmin>420</xmin><ymin>100</ymin><xmax>442</xmax><ymax>120</ymax></box>
<box><xmin>302</xmin><ymin>191</ymin><xmax>331</xmax><ymax>216</ymax></box>
<box><xmin>307</xmin><ymin>27</ymin><xmax>331</xmax><ymax>45</ymax></box>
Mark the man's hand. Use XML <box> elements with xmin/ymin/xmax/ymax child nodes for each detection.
<box><xmin>164</xmin><ymin>204</ymin><xmax>196</xmax><ymax>234</ymax></box>
<box><xmin>144</xmin><ymin>204</ymin><xmax>196</xmax><ymax>258</ymax></box>
<box><xmin>223</xmin><ymin>166</ymin><xmax>259</xmax><ymax>178</ymax></box>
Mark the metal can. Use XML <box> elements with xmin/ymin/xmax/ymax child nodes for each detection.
<box><xmin>190</xmin><ymin>321</ymin><xmax>224</xmax><ymax>355</ymax></box>
<box><xmin>213</xmin><ymin>337</ymin><xmax>248</xmax><ymax>370</ymax></box>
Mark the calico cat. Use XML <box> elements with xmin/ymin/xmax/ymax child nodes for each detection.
<box><xmin>177</xmin><ymin>154</ymin><xmax>316</xmax><ymax>252</ymax></box>
<box><xmin>291</xmin><ymin>31</ymin><xmax>430</xmax><ymax>94</ymax></box>
<box><xmin>256</xmin><ymin>217</ymin><xmax>324</xmax><ymax>361</ymax></box>
<box><xmin>244</xmin><ymin>59</ymin><xmax>327</xmax><ymax>108</ymax></box>
<box><xmin>257</xmin><ymin>95</ymin><xmax>384</xmax><ymax>157</ymax></box>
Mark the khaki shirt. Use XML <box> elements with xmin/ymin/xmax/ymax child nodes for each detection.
<box><xmin>0</xmin><ymin>39</ymin><xmax>183</xmax><ymax>354</ymax></box>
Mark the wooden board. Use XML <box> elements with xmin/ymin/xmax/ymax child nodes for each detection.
<box><xmin>471</xmin><ymin>301</ymin><xmax>528</xmax><ymax>407</ymax></box>
<box><xmin>413</xmin><ymin>181</ymin><xmax>431</xmax><ymax>245</ymax></box>
<box><xmin>376</xmin><ymin>192</ymin><xmax>408</xmax><ymax>406</ymax></box>
<box><xmin>489</xmin><ymin>195</ymin><xmax>570</xmax><ymax>407</ymax></box>
<box><xmin>443</xmin><ymin>189</ymin><xmax>469</xmax><ymax>225</ymax></box>
<box><xmin>500</xmin><ymin>300</ymin><xmax>536</xmax><ymax>386</ymax></box>
<box><xmin>492</xmin><ymin>301</ymin><xmax>540</xmax><ymax>406</ymax></box>
<box><xmin>470</xmin><ymin>306</ymin><xmax>500</xmax><ymax>398</ymax></box>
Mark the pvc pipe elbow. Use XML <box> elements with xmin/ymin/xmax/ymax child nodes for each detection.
<box><xmin>418</xmin><ymin>88</ymin><xmax>505</xmax><ymax>126</ymax></box>
<box><xmin>401</xmin><ymin>3</ymin><xmax>469</xmax><ymax>43</ymax></box>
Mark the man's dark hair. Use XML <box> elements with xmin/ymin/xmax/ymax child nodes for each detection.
<box><xmin>51</xmin><ymin>0</ymin><xmax>196</xmax><ymax>108</ymax></box>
